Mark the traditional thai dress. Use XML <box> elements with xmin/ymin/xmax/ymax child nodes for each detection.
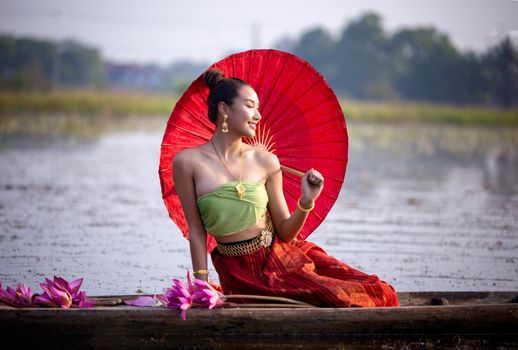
<box><xmin>196</xmin><ymin>180</ymin><xmax>399</xmax><ymax>307</ymax></box>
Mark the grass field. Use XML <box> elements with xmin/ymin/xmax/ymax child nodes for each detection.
<box><xmin>1</xmin><ymin>90</ymin><xmax>518</xmax><ymax>127</ymax></box>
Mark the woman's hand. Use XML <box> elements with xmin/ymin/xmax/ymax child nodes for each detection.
<box><xmin>300</xmin><ymin>168</ymin><xmax>324</xmax><ymax>207</ymax></box>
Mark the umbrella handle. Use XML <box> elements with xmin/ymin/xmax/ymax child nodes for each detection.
<box><xmin>281</xmin><ymin>165</ymin><xmax>304</xmax><ymax>177</ymax></box>
<box><xmin>281</xmin><ymin>165</ymin><xmax>323</xmax><ymax>186</ymax></box>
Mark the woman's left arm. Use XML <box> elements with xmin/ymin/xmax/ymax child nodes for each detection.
<box><xmin>264</xmin><ymin>153</ymin><xmax>324</xmax><ymax>243</ymax></box>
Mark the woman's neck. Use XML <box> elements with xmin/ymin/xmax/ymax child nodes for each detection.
<box><xmin>210</xmin><ymin>134</ymin><xmax>243</xmax><ymax>160</ymax></box>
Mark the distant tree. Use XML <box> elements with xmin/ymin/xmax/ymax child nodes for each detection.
<box><xmin>485</xmin><ymin>36</ymin><xmax>518</xmax><ymax>108</ymax></box>
<box><xmin>292</xmin><ymin>27</ymin><xmax>337</xmax><ymax>81</ymax></box>
<box><xmin>58</xmin><ymin>39</ymin><xmax>104</xmax><ymax>89</ymax></box>
<box><xmin>274</xmin><ymin>36</ymin><xmax>297</xmax><ymax>53</ymax></box>
<box><xmin>273</xmin><ymin>11</ymin><xmax>518</xmax><ymax>105</ymax></box>
<box><xmin>0</xmin><ymin>35</ymin><xmax>54</xmax><ymax>91</ymax></box>
<box><xmin>333</xmin><ymin>12</ymin><xmax>394</xmax><ymax>99</ymax></box>
<box><xmin>159</xmin><ymin>60</ymin><xmax>209</xmax><ymax>95</ymax></box>
<box><xmin>0</xmin><ymin>35</ymin><xmax>104</xmax><ymax>91</ymax></box>
<box><xmin>386</xmin><ymin>27</ymin><xmax>465</xmax><ymax>103</ymax></box>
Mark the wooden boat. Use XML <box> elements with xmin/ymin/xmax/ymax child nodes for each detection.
<box><xmin>1</xmin><ymin>291</ymin><xmax>517</xmax><ymax>348</ymax></box>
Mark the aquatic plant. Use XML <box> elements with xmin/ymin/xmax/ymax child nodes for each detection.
<box><xmin>0</xmin><ymin>276</ymin><xmax>95</xmax><ymax>308</ymax></box>
<box><xmin>0</xmin><ymin>282</ymin><xmax>35</xmax><ymax>308</ymax></box>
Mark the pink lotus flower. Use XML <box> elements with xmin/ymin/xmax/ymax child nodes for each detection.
<box><xmin>35</xmin><ymin>278</ymin><xmax>72</xmax><ymax>308</ymax></box>
<box><xmin>164</xmin><ymin>276</ymin><xmax>195</xmax><ymax>320</ymax></box>
<box><xmin>160</xmin><ymin>272</ymin><xmax>224</xmax><ymax>320</ymax></box>
<box><xmin>0</xmin><ymin>282</ymin><xmax>35</xmax><ymax>307</ymax></box>
<box><xmin>154</xmin><ymin>293</ymin><xmax>169</xmax><ymax>306</ymax></box>
<box><xmin>190</xmin><ymin>276</ymin><xmax>223</xmax><ymax>309</ymax></box>
<box><xmin>34</xmin><ymin>276</ymin><xmax>95</xmax><ymax>309</ymax></box>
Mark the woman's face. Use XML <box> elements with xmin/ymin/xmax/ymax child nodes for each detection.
<box><xmin>226</xmin><ymin>85</ymin><xmax>262</xmax><ymax>138</ymax></box>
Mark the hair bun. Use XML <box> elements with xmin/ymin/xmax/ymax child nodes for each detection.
<box><xmin>203</xmin><ymin>68</ymin><xmax>225</xmax><ymax>90</ymax></box>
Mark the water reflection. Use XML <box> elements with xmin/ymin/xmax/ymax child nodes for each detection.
<box><xmin>482</xmin><ymin>145</ymin><xmax>518</xmax><ymax>195</ymax></box>
<box><xmin>0</xmin><ymin>119</ymin><xmax>517</xmax><ymax>295</ymax></box>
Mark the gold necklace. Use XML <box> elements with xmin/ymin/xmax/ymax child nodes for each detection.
<box><xmin>210</xmin><ymin>139</ymin><xmax>246</xmax><ymax>199</ymax></box>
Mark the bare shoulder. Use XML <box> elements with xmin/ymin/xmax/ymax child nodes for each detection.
<box><xmin>173</xmin><ymin>145</ymin><xmax>209</xmax><ymax>176</ymax></box>
<box><xmin>248</xmin><ymin>146</ymin><xmax>280</xmax><ymax>172</ymax></box>
<box><xmin>174</xmin><ymin>147</ymin><xmax>194</xmax><ymax>163</ymax></box>
<box><xmin>173</xmin><ymin>145</ymin><xmax>207</xmax><ymax>163</ymax></box>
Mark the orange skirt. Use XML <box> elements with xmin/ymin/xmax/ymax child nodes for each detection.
<box><xmin>211</xmin><ymin>235</ymin><xmax>399</xmax><ymax>307</ymax></box>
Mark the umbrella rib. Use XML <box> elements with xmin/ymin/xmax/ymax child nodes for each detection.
<box><xmin>275</xmin><ymin>140</ymin><xmax>348</xmax><ymax>150</ymax></box>
<box><xmin>318</xmin><ymin>190</ymin><xmax>339</xmax><ymax>201</ymax></box>
<box><xmin>254</xmin><ymin>51</ymin><xmax>270</xmax><ymax>94</ymax></box>
<box><xmin>282</xmin><ymin>185</ymin><xmax>300</xmax><ymax>206</ymax></box>
<box><xmin>172</xmin><ymin>124</ymin><xmax>211</xmax><ymax>140</ymax></box>
<box><xmin>174</xmin><ymin>102</ymin><xmax>214</xmax><ymax>134</ymax></box>
<box><xmin>267</xmin><ymin>77</ymin><xmax>322</xmax><ymax>132</ymax></box>
<box><xmin>259</xmin><ymin>54</ymin><xmax>289</xmax><ymax>115</ymax></box>
<box><xmin>247</xmin><ymin>50</ymin><xmax>253</xmax><ymax>83</ymax></box>
<box><xmin>283</xmin><ymin>173</ymin><xmax>301</xmax><ymax>184</ymax></box>
<box><xmin>194</xmin><ymin>80</ymin><xmax>208</xmax><ymax>104</ymax></box>
<box><xmin>281</xmin><ymin>154</ymin><xmax>347</xmax><ymax>161</ymax></box>
<box><xmin>311</xmin><ymin>210</ymin><xmax>324</xmax><ymax>221</ymax></box>
<box><xmin>263</xmin><ymin>63</ymin><xmax>305</xmax><ymax>128</ymax></box>
<box><xmin>255</xmin><ymin>50</ymin><xmax>272</xmax><ymax>95</ymax></box>
<box><xmin>247</xmin><ymin>124</ymin><xmax>277</xmax><ymax>153</ymax></box>
<box><xmin>158</xmin><ymin>167</ymin><xmax>170</xmax><ymax>174</ymax></box>
<box><xmin>272</xmin><ymin>92</ymin><xmax>336</xmax><ymax>126</ymax></box>
<box><xmin>281</xmin><ymin>163</ymin><xmax>346</xmax><ymax>184</ymax></box>
<box><xmin>273</xmin><ymin>118</ymin><xmax>347</xmax><ymax>141</ymax></box>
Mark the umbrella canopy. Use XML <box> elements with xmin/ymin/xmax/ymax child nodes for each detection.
<box><xmin>159</xmin><ymin>49</ymin><xmax>348</xmax><ymax>253</ymax></box>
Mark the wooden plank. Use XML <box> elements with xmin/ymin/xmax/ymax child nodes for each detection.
<box><xmin>1</xmin><ymin>304</ymin><xmax>517</xmax><ymax>334</ymax></box>
<box><xmin>396</xmin><ymin>291</ymin><xmax>518</xmax><ymax>306</ymax></box>
<box><xmin>1</xmin><ymin>302</ymin><xmax>517</xmax><ymax>348</ymax></box>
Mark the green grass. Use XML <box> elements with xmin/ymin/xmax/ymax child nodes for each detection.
<box><xmin>1</xmin><ymin>90</ymin><xmax>517</xmax><ymax>126</ymax></box>
<box><xmin>341</xmin><ymin>99</ymin><xmax>518</xmax><ymax>125</ymax></box>
<box><xmin>0</xmin><ymin>90</ymin><xmax>178</xmax><ymax>117</ymax></box>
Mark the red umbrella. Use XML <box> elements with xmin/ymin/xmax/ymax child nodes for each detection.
<box><xmin>159</xmin><ymin>49</ymin><xmax>348</xmax><ymax>253</ymax></box>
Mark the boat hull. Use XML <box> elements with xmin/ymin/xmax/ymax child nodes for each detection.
<box><xmin>1</xmin><ymin>292</ymin><xmax>517</xmax><ymax>349</ymax></box>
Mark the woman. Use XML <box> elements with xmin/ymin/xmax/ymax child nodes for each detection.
<box><xmin>173</xmin><ymin>68</ymin><xmax>399</xmax><ymax>307</ymax></box>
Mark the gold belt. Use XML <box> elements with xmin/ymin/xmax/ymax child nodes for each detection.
<box><xmin>217</xmin><ymin>216</ymin><xmax>275</xmax><ymax>256</ymax></box>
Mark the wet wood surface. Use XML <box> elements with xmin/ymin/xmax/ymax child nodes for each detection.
<box><xmin>1</xmin><ymin>292</ymin><xmax>518</xmax><ymax>349</ymax></box>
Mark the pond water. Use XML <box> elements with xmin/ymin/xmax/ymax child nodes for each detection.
<box><xmin>1</xmin><ymin>120</ymin><xmax>517</xmax><ymax>295</ymax></box>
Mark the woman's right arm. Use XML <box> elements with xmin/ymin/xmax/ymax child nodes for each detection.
<box><xmin>172</xmin><ymin>150</ymin><xmax>208</xmax><ymax>281</ymax></box>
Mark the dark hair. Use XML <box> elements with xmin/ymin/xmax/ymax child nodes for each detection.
<box><xmin>203</xmin><ymin>68</ymin><xmax>249</xmax><ymax>124</ymax></box>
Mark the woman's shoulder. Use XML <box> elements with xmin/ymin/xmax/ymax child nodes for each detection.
<box><xmin>246</xmin><ymin>145</ymin><xmax>280</xmax><ymax>170</ymax></box>
<box><xmin>173</xmin><ymin>144</ymin><xmax>210</xmax><ymax>165</ymax></box>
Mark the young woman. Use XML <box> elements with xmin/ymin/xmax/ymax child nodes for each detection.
<box><xmin>173</xmin><ymin>68</ymin><xmax>399</xmax><ymax>307</ymax></box>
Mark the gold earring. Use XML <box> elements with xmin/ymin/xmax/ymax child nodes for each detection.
<box><xmin>221</xmin><ymin>115</ymin><xmax>229</xmax><ymax>133</ymax></box>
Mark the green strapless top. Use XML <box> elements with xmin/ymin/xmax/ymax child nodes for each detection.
<box><xmin>196</xmin><ymin>180</ymin><xmax>269</xmax><ymax>237</ymax></box>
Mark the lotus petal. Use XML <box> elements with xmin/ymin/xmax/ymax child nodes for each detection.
<box><xmin>123</xmin><ymin>296</ymin><xmax>158</xmax><ymax>307</ymax></box>
<box><xmin>34</xmin><ymin>294</ymin><xmax>59</xmax><ymax>308</ymax></box>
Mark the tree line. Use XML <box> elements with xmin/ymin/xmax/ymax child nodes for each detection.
<box><xmin>1</xmin><ymin>11</ymin><xmax>517</xmax><ymax>107</ymax></box>
<box><xmin>0</xmin><ymin>36</ymin><xmax>104</xmax><ymax>91</ymax></box>
<box><xmin>280</xmin><ymin>12</ymin><xmax>518</xmax><ymax>108</ymax></box>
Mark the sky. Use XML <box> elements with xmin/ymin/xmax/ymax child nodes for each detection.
<box><xmin>1</xmin><ymin>0</ymin><xmax>518</xmax><ymax>65</ymax></box>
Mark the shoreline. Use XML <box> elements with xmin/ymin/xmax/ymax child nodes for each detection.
<box><xmin>1</xmin><ymin>90</ymin><xmax>517</xmax><ymax>126</ymax></box>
